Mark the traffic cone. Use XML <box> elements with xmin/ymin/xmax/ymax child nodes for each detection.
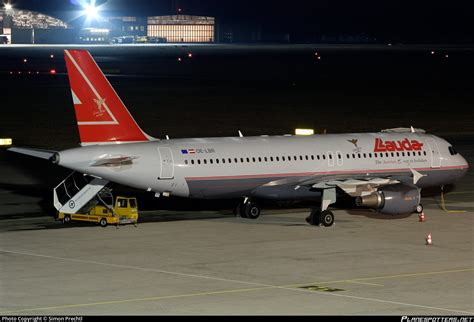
<box><xmin>425</xmin><ymin>233</ymin><xmax>433</xmax><ymax>245</ymax></box>
<box><xmin>418</xmin><ymin>212</ymin><xmax>425</xmax><ymax>222</ymax></box>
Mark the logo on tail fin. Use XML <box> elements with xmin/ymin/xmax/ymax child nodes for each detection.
<box><xmin>93</xmin><ymin>97</ymin><xmax>107</xmax><ymax>117</ymax></box>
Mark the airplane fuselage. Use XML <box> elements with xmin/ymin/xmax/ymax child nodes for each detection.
<box><xmin>57</xmin><ymin>132</ymin><xmax>469</xmax><ymax>200</ymax></box>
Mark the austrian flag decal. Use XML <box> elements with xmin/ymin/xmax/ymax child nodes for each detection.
<box><xmin>374</xmin><ymin>138</ymin><xmax>423</xmax><ymax>152</ymax></box>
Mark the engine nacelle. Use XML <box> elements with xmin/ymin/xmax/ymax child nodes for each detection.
<box><xmin>355</xmin><ymin>184</ymin><xmax>421</xmax><ymax>215</ymax></box>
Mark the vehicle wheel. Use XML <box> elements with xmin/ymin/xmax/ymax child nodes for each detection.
<box><xmin>99</xmin><ymin>218</ymin><xmax>107</xmax><ymax>227</ymax></box>
<box><xmin>307</xmin><ymin>209</ymin><xmax>320</xmax><ymax>226</ymax></box>
<box><xmin>415</xmin><ymin>204</ymin><xmax>423</xmax><ymax>213</ymax></box>
<box><xmin>244</xmin><ymin>203</ymin><xmax>261</xmax><ymax>219</ymax></box>
<box><xmin>319</xmin><ymin>210</ymin><xmax>334</xmax><ymax>227</ymax></box>
<box><xmin>63</xmin><ymin>215</ymin><xmax>71</xmax><ymax>224</ymax></box>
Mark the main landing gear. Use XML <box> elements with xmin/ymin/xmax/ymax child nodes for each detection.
<box><xmin>306</xmin><ymin>188</ymin><xmax>337</xmax><ymax>227</ymax></box>
<box><xmin>236</xmin><ymin>199</ymin><xmax>261</xmax><ymax>219</ymax></box>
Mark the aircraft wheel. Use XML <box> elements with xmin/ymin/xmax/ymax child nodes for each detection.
<box><xmin>237</xmin><ymin>203</ymin><xmax>247</xmax><ymax>218</ymax></box>
<box><xmin>244</xmin><ymin>203</ymin><xmax>261</xmax><ymax>219</ymax></box>
<box><xmin>99</xmin><ymin>218</ymin><xmax>108</xmax><ymax>228</ymax></box>
<box><xmin>320</xmin><ymin>210</ymin><xmax>334</xmax><ymax>227</ymax></box>
<box><xmin>63</xmin><ymin>215</ymin><xmax>71</xmax><ymax>224</ymax></box>
<box><xmin>306</xmin><ymin>209</ymin><xmax>320</xmax><ymax>226</ymax></box>
<box><xmin>415</xmin><ymin>204</ymin><xmax>423</xmax><ymax>213</ymax></box>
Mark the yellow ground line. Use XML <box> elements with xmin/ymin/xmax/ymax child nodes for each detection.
<box><xmin>286</xmin><ymin>267</ymin><xmax>474</xmax><ymax>288</ymax></box>
<box><xmin>0</xmin><ymin>286</ymin><xmax>275</xmax><ymax>314</ymax></box>
<box><xmin>343</xmin><ymin>280</ymin><xmax>384</xmax><ymax>287</ymax></box>
<box><xmin>2</xmin><ymin>267</ymin><xmax>472</xmax><ymax>314</ymax></box>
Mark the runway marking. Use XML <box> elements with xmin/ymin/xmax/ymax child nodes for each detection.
<box><xmin>343</xmin><ymin>280</ymin><xmax>384</xmax><ymax>287</ymax></box>
<box><xmin>292</xmin><ymin>268</ymin><xmax>474</xmax><ymax>286</ymax></box>
<box><xmin>0</xmin><ymin>286</ymin><xmax>275</xmax><ymax>314</ymax></box>
<box><xmin>0</xmin><ymin>249</ymin><xmax>472</xmax><ymax>315</ymax></box>
<box><xmin>0</xmin><ymin>249</ymin><xmax>273</xmax><ymax>288</ymax></box>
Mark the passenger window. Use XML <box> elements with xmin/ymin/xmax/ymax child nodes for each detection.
<box><xmin>191</xmin><ymin>160</ymin><xmax>195</xmax><ymax>164</ymax></box>
<box><xmin>276</xmin><ymin>156</ymin><xmax>279</xmax><ymax>161</ymax></box>
<box><xmin>216</xmin><ymin>159</ymin><xmax>219</xmax><ymax>164</ymax></box>
<box><xmin>311</xmin><ymin>155</ymin><xmax>314</xmax><ymax>160</ymax></box>
<box><xmin>368</xmin><ymin>153</ymin><xmax>372</xmax><ymax>158</ymax></box>
<box><xmin>197</xmin><ymin>159</ymin><xmax>201</xmax><ymax>164</ymax></box>
<box><xmin>282</xmin><ymin>156</ymin><xmax>286</xmax><ymax>161</ymax></box>
<box><xmin>252</xmin><ymin>157</ymin><xmax>256</xmax><ymax>162</ymax></box>
<box><xmin>270</xmin><ymin>157</ymin><xmax>274</xmax><ymax>162</ymax></box>
<box><xmin>357</xmin><ymin>154</ymin><xmax>361</xmax><ymax>159</ymax></box>
<box><xmin>228</xmin><ymin>158</ymin><xmax>232</xmax><ymax>163</ymax></box>
<box><xmin>317</xmin><ymin>155</ymin><xmax>320</xmax><ymax>160</ymax></box>
<box><xmin>363</xmin><ymin>153</ymin><xmax>366</xmax><ymax>158</ymax></box>
<box><xmin>184</xmin><ymin>160</ymin><xmax>188</xmax><ymax>165</ymax></box>
<box><xmin>210</xmin><ymin>159</ymin><xmax>214</xmax><ymax>164</ymax></box>
<box><xmin>258</xmin><ymin>157</ymin><xmax>262</xmax><ymax>162</ymax></box>
<box><xmin>264</xmin><ymin>157</ymin><xmax>268</xmax><ymax>162</ymax></box>
<box><xmin>305</xmin><ymin>155</ymin><xmax>309</xmax><ymax>160</ymax></box>
<box><xmin>391</xmin><ymin>152</ymin><xmax>394</xmax><ymax>157</ymax></box>
<box><xmin>385</xmin><ymin>153</ymin><xmax>389</xmax><ymax>157</ymax></box>
<box><xmin>322</xmin><ymin>155</ymin><xmax>326</xmax><ymax>160</ymax></box>
<box><xmin>396</xmin><ymin>152</ymin><xmax>399</xmax><ymax>157</ymax></box>
<box><xmin>222</xmin><ymin>158</ymin><xmax>226</xmax><ymax>163</ymax></box>
<box><xmin>234</xmin><ymin>158</ymin><xmax>238</xmax><ymax>163</ymax></box>
<box><xmin>423</xmin><ymin>151</ymin><xmax>427</xmax><ymax>156</ymax></box>
<box><xmin>299</xmin><ymin>156</ymin><xmax>303</xmax><ymax>160</ymax></box>
<box><xmin>240</xmin><ymin>158</ymin><xmax>243</xmax><ymax>163</ymax></box>
<box><xmin>204</xmin><ymin>159</ymin><xmax>207</xmax><ymax>164</ymax></box>
<box><xmin>401</xmin><ymin>152</ymin><xmax>405</xmax><ymax>157</ymax></box>
<box><xmin>346</xmin><ymin>154</ymin><xmax>350</xmax><ymax>159</ymax></box>
<box><xmin>294</xmin><ymin>156</ymin><xmax>297</xmax><ymax>161</ymax></box>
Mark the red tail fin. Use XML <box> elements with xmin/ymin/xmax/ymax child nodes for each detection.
<box><xmin>64</xmin><ymin>49</ymin><xmax>153</xmax><ymax>145</ymax></box>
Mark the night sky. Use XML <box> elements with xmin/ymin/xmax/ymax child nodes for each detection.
<box><xmin>6</xmin><ymin>0</ymin><xmax>474</xmax><ymax>43</ymax></box>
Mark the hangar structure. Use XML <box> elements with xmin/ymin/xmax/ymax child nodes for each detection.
<box><xmin>147</xmin><ymin>15</ymin><xmax>215</xmax><ymax>43</ymax></box>
<box><xmin>0</xmin><ymin>8</ymin><xmax>72</xmax><ymax>44</ymax></box>
<box><xmin>0</xmin><ymin>6</ymin><xmax>216</xmax><ymax>44</ymax></box>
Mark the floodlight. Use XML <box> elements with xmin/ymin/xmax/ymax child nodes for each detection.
<box><xmin>4</xmin><ymin>3</ymin><xmax>12</xmax><ymax>10</ymax></box>
<box><xmin>84</xmin><ymin>3</ymin><xmax>98</xmax><ymax>19</ymax></box>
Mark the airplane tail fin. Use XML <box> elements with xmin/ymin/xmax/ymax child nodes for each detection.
<box><xmin>64</xmin><ymin>49</ymin><xmax>154</xmax><ymax>145</ymax></box>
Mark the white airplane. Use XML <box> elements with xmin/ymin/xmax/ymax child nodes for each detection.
<box><xmin>9</xmin><ymin>49</ymin><xmax>469</xmax><ymax>226</ymax></box>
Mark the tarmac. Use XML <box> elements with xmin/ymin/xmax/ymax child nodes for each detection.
<box><xmin>0</xmin><ymin>138</ymin><xmax>472</xmax><ymax>315</ymax></box>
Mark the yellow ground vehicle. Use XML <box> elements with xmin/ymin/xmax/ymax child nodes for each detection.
<box><xmin>57</xmin><ymin>196</ymin><xmax>138</xmax><ymax>227</ymax></box>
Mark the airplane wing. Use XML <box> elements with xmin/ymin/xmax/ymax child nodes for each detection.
<box><xmin>260</xmin><ymin>173</ymin><xmax>407</xmax><ymax>197</ymax></box>
<box><xmin>8</xmin><ymin>147</ymin><xmax>57</xmax><ymax>160</ymax></box>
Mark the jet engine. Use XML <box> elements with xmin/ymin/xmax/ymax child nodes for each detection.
<box><xmin>355</xmin><ymin>184</ymin><xmax>421</xmax><ymax>215</ymax></box>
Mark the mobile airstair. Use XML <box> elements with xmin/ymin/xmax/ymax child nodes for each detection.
<box><xmin>53</xmin><ymin>172</ymin><xmax>110</xmax><ymax>214</ymax></box>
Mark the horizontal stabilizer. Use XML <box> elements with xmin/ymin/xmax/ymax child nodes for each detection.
<box><xmin>8</xmin><ymin>147</ymin><xmax>57</xmax><ymax>160</ymax></box>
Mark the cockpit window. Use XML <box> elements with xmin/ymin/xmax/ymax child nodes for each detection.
<box><xmin>448</xmin><ymin>146</ymin><xmax>458</xmax><ymax>155</ymax></box>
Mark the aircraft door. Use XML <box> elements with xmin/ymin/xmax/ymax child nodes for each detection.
<box><xmin>426</xmin><ymin>137</ymin><xmax>441</xmax><ymax>168</ymax></box>
<box><xmin>158</xmin><ymin>147</ymin><xmax>174</xmax><ymax>179</ymax></box>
